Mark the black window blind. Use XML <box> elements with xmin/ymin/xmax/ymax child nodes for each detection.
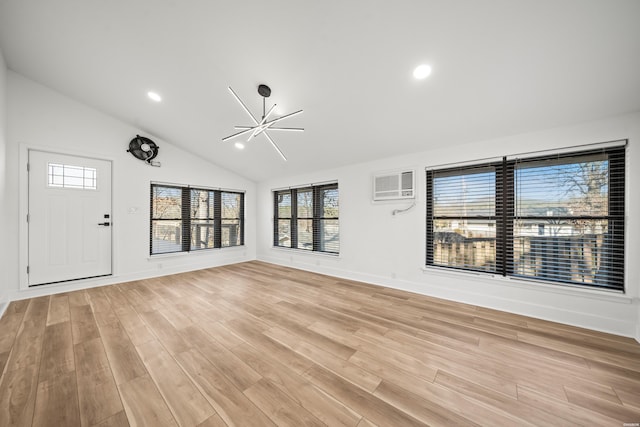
<box><xmin>426</xmin><ymin>144</ymin><xmax>625</xmax><ymax>292</ymax></box>
<box><xmin>151</xmin><ymin>184</ymin><xmax>244</xmax><ymax>255</ymax></box>
<box><xmin>274</xmin><ymin>183</ymin><xmax>339</xmax><ymax>254</ymax></box>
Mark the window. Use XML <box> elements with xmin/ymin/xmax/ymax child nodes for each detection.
<box><xmin>273</xmin><ymin>183</ymin><xmax>339</xmax><ymax>254</ymax></box>
<box><xmin>221</xmin><ymin>192</ymin><xmax>243</xmax><ymax>247</ymax></box>
<box><xmin>48</xmin><ymin>163</ymin><xmax>97</xmax><ymax>189</ymax></box>
<box><xmin>151</xmin><ymin>183</ymin><xmax>244</xmax><ymax>255</ymax></box>
<box><xmin>426</xmin><ymin>144</ymin><xmax>625</xmax><ymax>291</ymax></box>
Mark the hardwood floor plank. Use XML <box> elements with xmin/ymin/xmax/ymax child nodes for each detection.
<box><xmin>613</xmin><ymin>383</ymin><xmax>640</xmax><ymax>410</ymax></box>
<box><xmin>516</xmin><ymin>384</ymin><xmax>621</xmax><ymax>426</ymax></box>
<box><xmin>102</xmin><ymin>286</ymin><xmax>135</xmax><ymax>317</ymax></box>
<box><xmin>136</xmin><ymin>341</ymin><xmax>216</xmax><ymax>427</ymax></box>
<box><xmin>231</xmin><ymin>342</ymin><xmax>361</xmax><ymax>427</ymax></box>
<box><xmin>175</xmin><ymin>348</ymin><xmax>276</xmax><ymax>427</ymax></box>
<box><xmin>0</xmin><ymin>312</ymin><xmax>26</xmax><ymax>353</ymax></box>
<box><xmin>434</xmin><ymin>370</ymin><xmax>577</xmax><ymax>426</ymax></box>
<box><xmin>38</xmin><ymin>321</ymin><xmax>74</xmax><ymax>381</ymax></box>
<box><xmin>265</xmin><ymin>327</ymin><xmax>381</xmax><ymax>392</ymax></box>
<box><xmin>351</xmin><ymin>328</ymin><xmax>444</xmax><ymax>384</ymax></box>
<box><xmin>159</xmin><ymin>304</ymin><xmax>195</xmax><ymax>330</ymax></box>
<box><xmin>4</xmin><ymin>300</ymin><xmax>30</xmax><ymax>315</ymax></box>
<box><xmin>374</xmin><ymin>379</ymin><xmax>480</xmax><ymax>426</ymax></box>
<box><xmin>32</xmin><ymin>371</ymin><xmax>80</xmax><ymax>427</ymax></box>
<box><xmin>93</xmin><ymin>411</ymin><xmax>130</xmax><ymax>427</ymax></box>
<box><xmin>119</xmin><ymin>374</ymin><xmax>178</xmax><ymax>427</ymax></box>
<box><xmin>4</xmin><ymin>298</ymin><xmax>48</xmax><ymax>373</ymax></box>
<box><xmin>138</xmin><ymin>310</ymin><xmax>191</xmax><ymax>356</ymax></box>
<box><xmin>260</xmin><ymin>310</ymin><xmax>357</xmax><ymax>360</ymax></box>
<box><xmin>196</xmin><ymin>414</ymin><xmax>227</xmax><ymax>427</ymax></box>
<box><xmin>68</xmin><ymin>290</ymin><xmax>89</xmax><ymax>307</ymax></box>
<box><xmin>70</xmin><ymin>304</ymin><xmax>100</xmax><ymax>344</ymax></box>
<box><xmin>179</xmin><ymin>325</ymin><xmax>262</xmax><ymax>392</ymax></box>
<box><xmin>356</xmin><ymin>418</ymin><xmax>377</xmax><ymax>427</ymax></box>
<box><xmin>98</xmin><ymin>321</ymin><xmax>147</xmax><ymax>385</ymax></box>
<box><xmin>244</xmin><ymin>378</ymin><xmax>325</xmax><ymax>427</ymax></box>
<box><xmin>224</xmin><ymin>317</ymin><xmax>314</xmax><ymax>376</ymax></box>
<box><xmin>564</xmin><ymin>385</ymin><xmax>640</xmax><ymax>423</ymax></box>
<box><xmin>46</xmin><ymin>294</ymin><xmax>71</xmax><ymax>326</ymax></box>
<box><xmin>303</xmin><ymin>365</ymin><xmax>426</xmax><ymax>427</ymax></box>
<box><xmin>87</xmin><ymin>288</ymin><xmax>119</xmax><ymax>326</ymax></box>
<box><xmin>74</xmin><ymin>337</ymin><xmax>123</xmax><ymax>426</ymax></box>
<box><xmin>113</xmin><ymin>305</ymin><xmax>156</xmax><ymax>347</ymax></box>
<box><xmin>518</xmin><ymin>331</ymin><xmax>640</xmax><ymax>372</ymax></box>
<box><xmin>198</xmin><ymin>321</ymin><xmax>245</xmax><ymax>349</ymax></box>
<box><xmin>0</xmin><ymin>352</ymin><xmax>9</xmax><ymax>377</ymax></box>
<box><xmin>349</xmin><ymin>350</ymin><xmax>521</xmax><ymax>427</ymax></box>
<box><xmin>0</xmin><ymin>363</ymin><xmax>38</xmax><ymax>426</ymax></box>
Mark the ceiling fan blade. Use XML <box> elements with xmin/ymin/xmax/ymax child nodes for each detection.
<box><xmin>263</xmin><ymin>132</ymin><xmax>287</xmax><ymax>161</ymax></box>
<box><xmin>234</xmin><ymin>126</ymin><xmax>304</xmax><ymax>131</ymax></box>
<box><xmin>228</xmin><ymin>87</ymin><xmax>260</xmax><ymax>124</ymax></box>
<box><xmin>263</xmin><ymin>109</ymin><xmax>303</xmax><ymax>126</ymax></box>
<box><xmin>261</xmin><ymin>127</ymin><xmax>305</xmax><ymax>132</ymax></box>
<box><xmin>222</xmin><ymin>126</ymin><xmax>256</xmax><ymax>142</ymax></box>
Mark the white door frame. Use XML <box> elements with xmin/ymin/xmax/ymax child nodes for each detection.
<box><xmin>19</xmin><ymin>143</ymin><xmax>116</xmax><ymax>291</ymax></box>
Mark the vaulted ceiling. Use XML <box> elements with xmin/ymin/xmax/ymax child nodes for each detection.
<box><xmin>1</xmin><ymin>0</ymin><xmax>639</xmax><ymax>181</ymax></box>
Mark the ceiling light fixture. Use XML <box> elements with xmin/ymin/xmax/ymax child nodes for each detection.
<box><xmin>222</xmin><ymin>84</ymin><xmax>303</xmax><ymax>161</ymax></box>
<box><xmin>413</xmin><ymin>64</ymin><xmax>432</xmax><ymax>79</ymax></box>
<box><xmin>234</xmin><ymin>142</ymin><xmax>245</xmax><ymax>150</ymax></box>
<box><xmin>147</xmin><ymin>91</ymin><xmax>162</xmax><ymax>102</ymax></box>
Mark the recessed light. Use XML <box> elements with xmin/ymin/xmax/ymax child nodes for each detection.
<box><xmin>234</xmin><ymin>142</ymin><xmax>245</xmax><ymax>150</ymax></box>
<box><xmin>147</xmin><ymin>91</ymin><xmax>162</xmax><ymax>102</ymax></box>
<box><xmin>413</xmin><ymin>64</ymin><xmax>432</xmax><ymax>80</ymax></box>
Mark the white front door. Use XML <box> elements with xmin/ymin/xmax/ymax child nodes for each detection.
<box><xmin>28</xmin><ymin>150</ymin><xmax>112</xmax><ymax>286</ymax></box>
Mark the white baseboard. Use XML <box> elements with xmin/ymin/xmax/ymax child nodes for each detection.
<box><xmin>0</xmin><ymin>299</ymin><xmax>8</xmax><ymax>320</ymax></box>
<box><xmin>9</xmin><ymin>254</ymin><xmax>253</xmax><ymax>301</ymax></box>
<box><xmin>636</xmin><ymin>301</ymin><xmax>640</xmax><ymax>344</ymax></box>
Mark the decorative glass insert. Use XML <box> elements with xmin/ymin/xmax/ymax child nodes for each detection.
<box><xmin>48</xmin><ymin>163</ymin><xmax>97</xmax><ymax>189</ymax></box>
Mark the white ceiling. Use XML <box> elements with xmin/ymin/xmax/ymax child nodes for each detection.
<box><xmin>1</xmin><ymin>1</ymin><xmax>639</xmax><ymax>182</ymax></box>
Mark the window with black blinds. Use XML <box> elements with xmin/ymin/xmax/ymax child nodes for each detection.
<box><xmin>426</xmin><ymin>144</ymin><xmax>625</xmax><ymax>292</ymax></box>
<box><xmin>151</xmin><ymin>183</ymin><xmax>244</xmax><ymax>255</ymax></box>
<box><xmin>273</xmin><ymin>183</ymin><xmax>339</xmax><ymax>254</ymax></box>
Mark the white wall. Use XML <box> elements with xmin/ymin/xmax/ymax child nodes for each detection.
<box><xmin>6</xmin><ymin>72</ymin><xmax>256</xmax><ymax>300</ymax></box>
<box><xmin>257</xmin><ymin>112</ymin><xmax>640</xmax><ymax>339</ymax></box>
<box><xmin>0</xmin><ymin>48</ymin><xmax>8</xmax><ymax>314</ymax></box>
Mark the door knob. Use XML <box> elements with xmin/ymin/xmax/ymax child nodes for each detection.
<box><xmin>98</xmin><ymin>222</ymin><xmax>110</xmax><ymax>226</ymax></box>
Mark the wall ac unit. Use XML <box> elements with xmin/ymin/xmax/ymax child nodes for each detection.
<box><xmin>373</xmin><ymin>170</ymin><xmax>415</xmax><ymax>201</ymax></box>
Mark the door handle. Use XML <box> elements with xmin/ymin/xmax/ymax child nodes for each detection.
<box><xmin>98</xmin><ymin>222</ymin><xmax>111</xmax><ymax>226</ymax></box>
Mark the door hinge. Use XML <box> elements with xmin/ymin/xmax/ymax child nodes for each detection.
<box><xmin>26</xmin><ymin>214</ymin><xmax>30</xmax><ymax>223</ymax></box>
<box><xmin>26</xmin><ymin>266</ymin><xmax>29</xmax><ymax>274</ymax></box>
<box><xmin>27</xmin><ymin>162</ymin><xmax>30</xmax><ymax>172</ymax></box>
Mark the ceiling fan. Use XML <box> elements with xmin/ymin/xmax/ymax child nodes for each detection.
<box><xmin>222</xmin><ymin>84</ymin><xmax>303</xmax><ymax>161</ymax></box>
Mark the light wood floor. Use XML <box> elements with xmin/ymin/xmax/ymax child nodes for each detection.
<box><xmin>1</xmin><ymin>261</ymin><xmax>639</xmax><ymax>426</ymax></box>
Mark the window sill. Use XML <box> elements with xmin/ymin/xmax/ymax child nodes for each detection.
<box><xmin>148</xmin><ymin>245</ymin><xmax>245</xmax><ymax>260</ymax></box>
<box><xmin>421</xmin><ymin>266</ymin><xmax>632</xmax><ymax>304</ymax></box>
<box><xmin>271</xmin><ymin>246</ymin><xmax>341</xmax><ymax>259</ymax></box>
